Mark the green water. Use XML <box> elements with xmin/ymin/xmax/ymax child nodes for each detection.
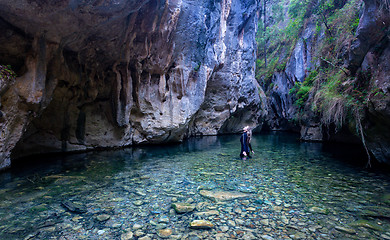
<box><xmin>0</xmin><ymin>132</ymin><xmax>389</xmax><ymax>239</ymax></box>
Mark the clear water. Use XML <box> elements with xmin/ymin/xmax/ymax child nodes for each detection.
<box><xmin>0</xmin><ymin>132</ymin><xmax>389</xmax><ymax>239</ymax></box>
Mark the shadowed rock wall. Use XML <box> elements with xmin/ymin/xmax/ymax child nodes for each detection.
<box><xmin>351</xmin><ymin>0</ymin><xmax>390</xmax><ymax>164</ymax></box>
<box><xmin>0</xmin><ymin>0</ymin><xmax>265</xmax><ymax>170</ymax></box>
<box><xmin>264</xmin><ymin>0</ymin><xmax>390</xmax><ymax>164</ymax></box>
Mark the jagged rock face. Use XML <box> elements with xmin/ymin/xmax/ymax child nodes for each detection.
<box><xmin>264</xmin><ymin>72</ymin><xmax>297</xmax><ymax>131</ymax></box>
<box><xmin>348</xmin><ymin>0</ymin><xmax>389</xmax><ymax>74</ymax></box>
<box><xmin>264</xmin><ymin>0</ymin><xmax>390</xmax><ymax>163</ymax></box>
<box><xmin>0</xmin><ymin>0</ymin><xmax>263</xmax><ymax>169</ymax></box>
<box><xmin>188</xmin><ymin>0</ymin><xmax>267</xmax><ymax>135</ymax></box>
<box><xmin>352</xmin><ymin>0</ymin><xmax>390</xmax><ymax>164</ymax></box>
<box><xmin>264</xmin><ymin>21</ymin><xmax>317</xmax><ymax>133</ymax></box>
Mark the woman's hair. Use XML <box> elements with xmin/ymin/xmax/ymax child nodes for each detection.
<box><xmin>247</xmin><ymin>129</ymin><xmax>252</xmax><ymax>142</ymax></box>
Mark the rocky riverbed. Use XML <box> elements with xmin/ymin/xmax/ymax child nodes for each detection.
<box><xmin>0</xmin><ymin>133</ymin><xmax>389</xmax><ymax>239</ymax></box>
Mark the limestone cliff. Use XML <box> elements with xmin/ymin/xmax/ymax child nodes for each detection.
<box><xmin>262</xmin><ymin>0</ymin><xmax>390</xmax><ymax>164</ymax></box>
<box><xmin>0</xmin><ymin>0</ymin><xmax>265</xmax><ymax>170</ymax></box>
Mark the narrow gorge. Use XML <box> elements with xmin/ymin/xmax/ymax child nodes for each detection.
<box><xmin>0</xmin><ymin>0</ymin><xmax>389</xmax><ymax>169</ymax></box>
<box><xmin>0</xmin><ymin>0</ymin><xmax>264</xmax><ymax>170</ymax></box>
<box><xmin>0</xmin><ymin>1</ymin><xmax>390</xmax><ymax>239</ymax></box>
<box><xmin>258</xmin><ymin>0</ymin><xmax>390</xmax><ymax>165</ymax></box>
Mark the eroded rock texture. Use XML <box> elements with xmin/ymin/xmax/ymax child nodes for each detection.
<box><xmin>264</xmin><ymin>0</ymin><xmax>390</xmax><ymax>164</ymax></box>
<box><xmin>351</xmin><ymin>0</ymin><xmax>390</xmax><ymax>164</ymax></box>
<box><xmin>263</xmin><ymin>21</ymin><xmax>318</xmax><ymax>134</ymax></box>
<box><xmin>0</xmin><ymin>0</ymin><xmax>264</xmax><ymax>169</ymax></box>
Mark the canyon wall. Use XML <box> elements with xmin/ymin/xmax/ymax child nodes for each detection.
<box><xmin>0</xmin><ymin>0</ymin><xmax>265</xmax><ymax>170</ymax></box>
<box><xmin>352</xmin><ymin>0</ymin><xmax>390</xmax><ymax>164</ymax></box>
<box><xmin>264</xmin><ymin>0</ymin><xmax>390</xmax><ymax>164</ymax></box>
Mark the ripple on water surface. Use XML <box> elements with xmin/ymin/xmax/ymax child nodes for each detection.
<box><xmin>0</xmin><ymin>132</ymin><xmax>390</xmax><ymax>239</ymax></box>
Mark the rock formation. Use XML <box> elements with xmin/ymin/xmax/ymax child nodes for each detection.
<box><xmin>351</xmin><ymin>0</ymin><xmax>390</xmax><ymax>164</ymax></box>
<box><xmin>0</xmin><ymin>0</ymin><xmax>265</xmax><ymax>170</ymax></box>
<box><xmin>264</xmin><ymin>0</ymin><xmax>390</xmax><ymax>164</ymax></box>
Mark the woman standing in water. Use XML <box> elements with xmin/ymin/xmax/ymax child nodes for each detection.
<box><xmin>240</xmin><ymin>126</ymin><xmax>254</xmax><ymax>160</ymax></box>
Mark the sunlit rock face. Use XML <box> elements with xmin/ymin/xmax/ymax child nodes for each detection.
<box><xmin>0</xmin><ymin>0</ymin><xmax>263</xmax><ymax>169</ymax></box>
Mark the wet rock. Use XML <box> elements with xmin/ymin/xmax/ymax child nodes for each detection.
<box><xmin>382</xmin><ymin>194</ymin><xmax>390</xmax><ymax>205</ymax></box>
<box><xmin>171</xmin><ymin>202</ymin><xmax>196</xmax><ymax>213</ymax></box>
<box><xmin>169</xmin><ymin>209</ymin><xmax>176</xmax><ymax>216</ymax></box>
<box><xmin>197</xmin><ymin>184</ymin><xmax>217</xmax><ymax>191</ymax></box>
<box><xmin>187</xmin><ymin>235</ymin><xmax>201</xmax><ymax>240</ymax></box>
<box><xmin>156</xmin><ymin>223</ymin><xmax>167</xmax><ymax>230</ymax></box>
<box><xmin>135</xmin><ymin>189</ymin><xmax>147</xmax><ymax>196</ymax></box>
<box><xmin>246</xmin><ymin>207</ymin><xmax>256</xmax><ymax>211</ymax></box>
<box><xmin>261</xmin><ymin>235</ymin><xmax>274</xmax><ymax>240</ymax></box>
<box><xmin>133</xmin><ymin>223</ymin><xmax>143</xmax><ymax>230</ymax></box>
<box><xmin>134</xmin><ymin>230</ymin><xmax>145</xmax><ymax>237</ymax></box>
<box><xmin>281</xmin><ymin>216</ymin><xmax>289</xmax><ymax>224</ymax></box>
<box><xmin>189</xmin><ymin>220</ymin><xmax>214</xmax><ymax>229</ymax></box>
<box><xmin>138</xmin><ymin>236</ymin><xmax>151</xmax><ymax>240</ymax></box>
<box><xmin>72</xmin><ymin>216</ymin><xmax>83</xmax><ymax>222</ymax></box>
<box><xmin>290</xmin><ymin>232</ymin><xmax>306</xmax><ymax>239</ymax></box>
<box><xmin>350</xmin><ymin>220</ymin><xmax>383</xmax><ymax>231</ymax></box>
<box><xmin>199</xmin><ymin>190</ymin><xmax>249</xmax><ymax>202</ymax></box>
<box><xmin>381</xmin><ymin>233</ymin><xmax>390</xmax><ymax>240</ymax></box>
<box><xmin>61</xmin><ymin>200</ymin><xmax>87</xmax><ymax>213</ymax></box>
<box><xmin>235</xmin><ymin>219</ymin><xmax>245</xmax><ymax>225</ymax></box>
<box><xmin>30</xmin><ymin>203</ymin><xmax>48</xmax><ymax>212</ymax></box>
<box><xmin>220</xmin><ymin>225</ymin><xmax>229</xmax><ymax>232</ymax></box>
<box><xmin>228</xmin><ymin>220</ymin><xmax>236</xmax><ymax>227</ymax></box>
<box><xmin>112</xmin><ymin>223</ymin><xmax>122</xmax><ymax>228</ymax></box>
<box><xmin>215</xmin><ymin>233</ymin><xmax>229</xmax><ymax>239</ymax></box>
<box><xmin>96</xmin><ymin>214</ymin><xmax>110</xmax><ymax>222</ymax></box>
<box><xmin>308</xmin><ymin>225</ymin><xmax>321</xmax><ymax>232</ymax></box>
<box><xmin>260</xmin><ymin>219</ymin><xmax>269</xmax><ymax>226</ymax></box>
<box><xmin>234</xmin><ymin>207</ymin><xmax>242</xmax><ymax>214</ymax></box>
<box><xmin>121</xmin><ymin>231</ymin><xmax>133</xmax><ymax>240</ymax></box>
<box><xmin>239</xmin><ymin>186</ymin><xmax>257</xmax><ymax>193</ymax></box>
<box><xmin>242</xmin><ymin>232</ymin><xmax>257</xmax><ymax>240</ymax></box>
<box><xmin>158</xmin><ymin>229</ymin><xmax>173</xmax><ymax>238</ymax></box>
<box><xmin>273</xmin><ymin>206</ymin><xmax>283</xmax><ymax>212</ymax></box>
<box><xmin>308</xmin><ymin>206</ymin><xmax>328</xmax><ymax>214</ymax></box>
<box><xmin>195</xmin><ymin>210</ymin><xmax>219</xmax><ymax>217</ymax></box>
<box><xmin>335</xmin><ymin>226</ymin><xmax>356</xmax><ymax>234</ymax></box>
<box><xmin>133</xmin><ymin>200</ymin><xmax>144</xmax><ymax>206</ymax></box>
<box><xmin>159</xmin><ymin>215</ymin><xmax>170</xmax><ymax>223</ymax></box>
<box><xmin>360</xmin><ymin>206</ymin><xmax>390</xmax><ymax>218</ymax></box>
<box><xmin>24</xmin><ymin>232</ymin><xmax>39</xmax><ymax>240</ymax></box>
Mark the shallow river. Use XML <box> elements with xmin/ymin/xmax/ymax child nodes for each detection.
<box><xmin>0</xmin><ymin>132</ymin><xmax>389</xmax><ymax>240</ymax></box>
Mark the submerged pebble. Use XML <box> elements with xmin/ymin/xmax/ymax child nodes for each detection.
<box><xmin>189</xmin><ymin>220</ymin><xmax>214</xmax><ymax>229</ymax></box>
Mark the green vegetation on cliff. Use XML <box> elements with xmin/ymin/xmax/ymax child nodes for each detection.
<box><xmin>256</xmin><ymin>0</ymin><xmax>373</xmax><ymax>129</ymax></box>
